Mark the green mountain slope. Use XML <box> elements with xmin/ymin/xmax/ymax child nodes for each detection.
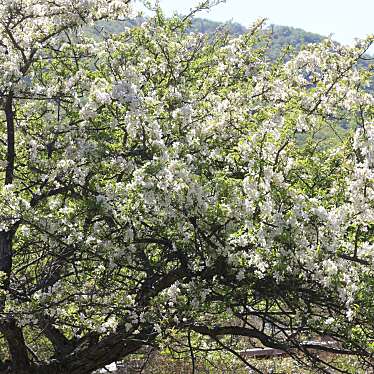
<box><xmin>86</xmin><ymin>17</ymin><xmax>371</xmax><ymax>61</ymax></box>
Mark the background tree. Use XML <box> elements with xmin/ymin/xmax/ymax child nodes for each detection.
<box><xmin>0</xmin><ymin>1</ymin><xmax>373</xmax><ymax>373</ymax></box>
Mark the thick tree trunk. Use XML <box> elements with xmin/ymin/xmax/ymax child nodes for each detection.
<box><xmin>0</xmin><ymin>320</ymin><xmax>31</xmax><ymax>374</ymax></box>
<box><xmin>47</xmin><ymin>331</ymin><xmax>149</xmax><ymax>374</ymax></box>
<box><xmin>4</xmin><ymin>93</ymin><xmax>15</xmax><ymax>185</ymax></box>
<box><xmin>0</xmin><ymin>329</ymin><xmax>151</xmax><ymax>374</ymax></box>
<box><xmin>0</xmin><ymin>233</ymin><xmax>12</xmax><ymax>288</ymax></box>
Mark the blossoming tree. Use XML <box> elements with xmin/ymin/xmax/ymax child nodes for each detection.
<box><xmin>0</xmin><ymin>0</ymin><xmax>373</xmax><ymax>373</ymax></box>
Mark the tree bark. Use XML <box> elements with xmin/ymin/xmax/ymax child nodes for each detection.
<box><xmin>0</xmin><ymin>320</ymin><xmax>31</xmax><ymax>374</ymax></box>
<box><xmin>0</xmin><ymin>233</ymin><xmax>12</xmax><ymax>290</ymax></box>
<box><xmin>4</xmin><ymin>92</ymin><xmax>15</xmax><ymax>185</ymax></box>
<box><xmin>0</xmin><ymin>326</ymin><xmax>153</xmax><ymax>374</ymax></box>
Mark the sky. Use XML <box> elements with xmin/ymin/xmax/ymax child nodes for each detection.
<box><xmin>152</xmin><ymin>0</ymin><xmax>373</xmax><ymax>52</ymax></box>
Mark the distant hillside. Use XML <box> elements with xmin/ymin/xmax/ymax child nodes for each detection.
<box><xmin>89</xmin><ymin>18</ymin><xmax>326</xmax><ymax>55</ymax></box>
<box><xmin>188</xmin><ymin>19</ymin><xmax>326</xmax><ymax>57</ymax></box>
<box><xmin>89</xmin><ymin>18</ymin><xmax>325</xmax><ymax>50</ymax></box>
<box><xmin>87</xmin><ymin>17</ymin><xmax>372</xmax><ymax>59</ymax></box>
<box><xmin>86</xmin><ymin>17</ymin><xmax>372</xmax><ymax>87</ymax></box>
<box><xmin>188</xmin><ymin>17</ymin><xmax>247</xmax><ymax>36</ymax></box>
<box><xmin>266</xmin><ymin>25</ymin><xmax>325</xmax><ymax>57</ymax></box>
